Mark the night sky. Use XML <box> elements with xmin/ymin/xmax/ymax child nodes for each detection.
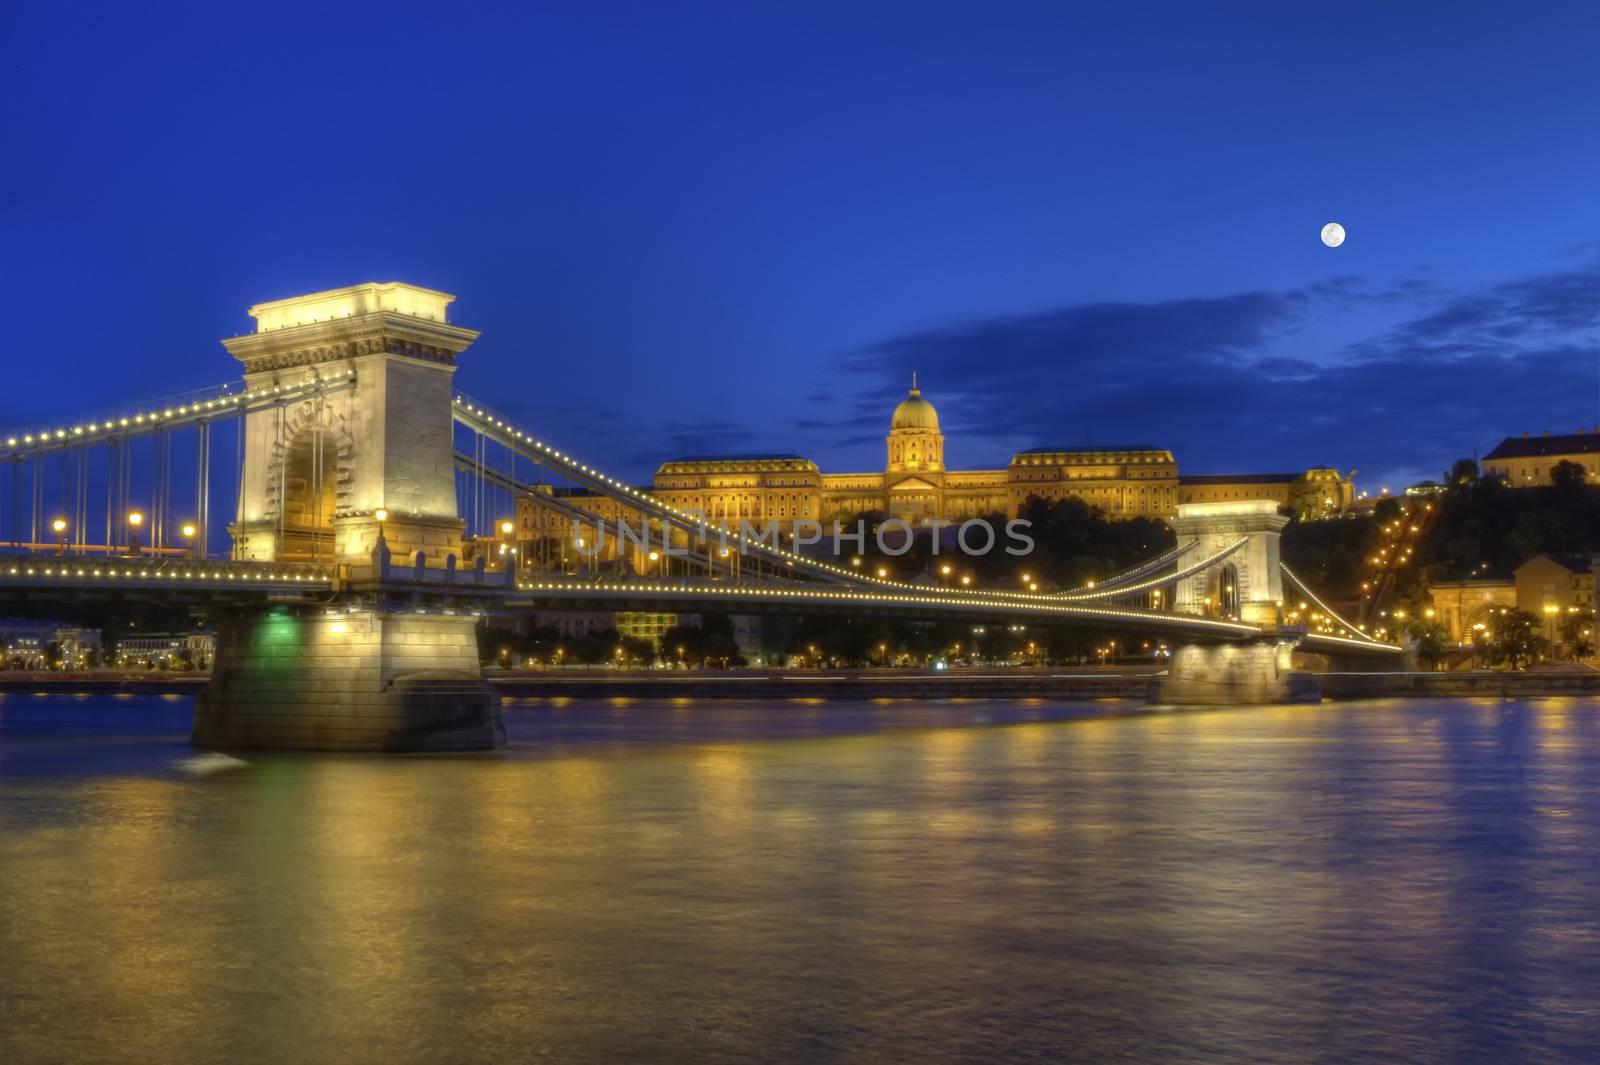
<box><xmin>7</xmin><ymin>2</ymin><xmax>1600</xmax><ymax>494</ymax></box>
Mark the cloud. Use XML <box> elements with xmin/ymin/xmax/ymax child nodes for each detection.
<box><xmin>815</xmin><ymin>258</ymin><xmax>1600</xmax><ymax>487</ymax></box>
<box><xmin>1366</xmin><ymin>266</ymin><xmax>1600</xmax><ymax>353</ymax></box>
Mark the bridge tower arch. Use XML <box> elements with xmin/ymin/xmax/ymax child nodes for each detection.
<box><xmin>260</xmin><ymin>400</ymin><xmax>356</xmax><ymax>562</ymax></box>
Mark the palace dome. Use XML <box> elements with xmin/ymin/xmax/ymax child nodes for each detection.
<box><xmin>890</xmin><ymin>377</ymin><xmax>940</xmax><ymax>432</ymax></box>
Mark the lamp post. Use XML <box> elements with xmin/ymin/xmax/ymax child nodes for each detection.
<box><xmin>373</xmin><ymin>508</ymin><xmax>388</xmax><ymax>549</ymax></box>
<box><xmin>51</xmin><ymin>517</ymin><xmax>68</xmax><ymax>554</ymax></box>
<box><xmin>181</xmin><ymin>523</ymin><xmax>198</xmax><ymax>560</ymax></box>
<box><xmin>127</xmin><ymin>511</ymin><xmax>144</xmax><ymax>556</ymax></box>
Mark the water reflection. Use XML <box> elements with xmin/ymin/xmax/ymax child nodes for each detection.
<box><xmin>2</xmin><ymin>696</ymin><xmax>1599</xmax><ymax>1063</ymax></box>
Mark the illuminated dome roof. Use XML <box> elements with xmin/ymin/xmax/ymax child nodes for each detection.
<box><xmin>890</xmin><ymin>374</ymin><xmax>940</xmax><ymax>432</ymax></box>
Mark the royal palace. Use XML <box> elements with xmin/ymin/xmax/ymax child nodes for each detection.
<box><xmin>515</xmin><ymin>379</ymin><xmax>1353</xmax><ymax>556</ymax></box>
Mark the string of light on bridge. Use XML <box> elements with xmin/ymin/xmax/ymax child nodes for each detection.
<box><xmin>0</xmin><ymin>369</ymin><xmax>358</xmax><ymax>458</ymax></box>
<box><xmin>513</xmin><ymin>578</ymin><xmax>1265</xmax><ymax>638</ymax></box>
<box><xmin>1281</xmin><ymin>562</ymin><xmax>1388</xmax><ymax>645</ymax></box>
<box><xmin>1047</xmin><ymin>540</ymin><xmax>1196</xmax><ymax>598</ymax></box>
<box><xmin>1054</xmin><ymin>538</ymin><xmax>1247</xmax><ymax>602</ymax></box>
<box><xmin>0</xmin><ymin>562</ymin><xmax>331</xmax><ymax>583</ymax></box>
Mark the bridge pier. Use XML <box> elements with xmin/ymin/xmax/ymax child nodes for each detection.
<box><xmin>1152</xmin><ymin>640</ymin><xmax>1320</xmax><ymax>706</ymax></box>
<box><xmin>194</xmin><ymin>605</ymin><xmax>504</xmax><ymax>752</ymax></box>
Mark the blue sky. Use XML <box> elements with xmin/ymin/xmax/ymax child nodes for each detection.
<box><xmin>5</xmin><ymin>1</ymin><xmax>1600</xmax><ymax>493</ymax></box>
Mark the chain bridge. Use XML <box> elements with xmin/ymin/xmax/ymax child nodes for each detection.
<box><xmin>0</xmin><ymin>283</ymin><xmax>1400</xmax><ymax>750</ymax></box>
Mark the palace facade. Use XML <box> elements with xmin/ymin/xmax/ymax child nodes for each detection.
<box><xmin>515</xmin><ymin>380</ymin><xmax>1351</xmax><ymax>551</ymax></box>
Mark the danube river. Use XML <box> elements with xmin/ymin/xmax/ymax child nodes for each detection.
<box><xmin>2</xmin><ymin>694</ymin><xmax>1598</xmax><ymax>1063</ymax></box>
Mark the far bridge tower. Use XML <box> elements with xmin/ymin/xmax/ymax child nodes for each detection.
<box><xmin>1156</xmin><ymin>500</ymin><xmax>1317</xmax><ymax>705</ymax></box>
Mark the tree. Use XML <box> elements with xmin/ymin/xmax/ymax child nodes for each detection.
<box><xmin>1287</xmin><ymin>478</ymin><xmax>1343</xmax><ymax>520</ymax></box>
<box><xmin>570</xmin><ymin>628</ymin><xmax>622</xmax><ymax>665</ymax></box>
<box><xmin>702</xmin><ymin>632</ymin><xmax>739</xmax><ymax>669</ymax></box>
<box><xmin>520</xmin><ymin>625</ymin><xmax>564</xmax><ymax>666</ymax></box>
<box><xmin>1447</xmin><ymin>458</ymin><xmax>1479</xmax><ymax>486</ymax></box>
<box><xmin>660</xmin><ymin>623</ymin><xmax>705</xmax><ymax>667</ymax></box>
<box><xmin>1405</xmin><ymin>620</ymin><xmax>1450</xmax><ymax>671</ymax></box>
<box><xmin>1508</xmin><ymin>508</ymin><xmax>1586</xmax><ymax>561</ymax></box>
<box><xmin>1373</xmin><ymin>496</ymin><xmax>1402</xmax><ymax>524</ymax></box>
<box><xmin>476</xmin><ymin>623</ymin><xmax>522</xmax><ymax>667</ymax></box>
<box><xmin>1557</xmin><ymin>612</ymin><xmax>1595</xmax><ymax>659</ymax></box>
<box><xmin>1281</xmin><ymin>511</ymin><xmax>1380</xmax><ymax>601</ymax></box>
<box><xmin>1484</xmin><ymin>608</ymin><xmax>1545</xmax><ymax>670</ymax></box>
<box><xmin>1551</xmin><ymin>459</ymin><xmax>1589</xmax><ymax>491</ymax></box>
<box><xmin>616</xmin><ymin>635</ymin><xmax>655</xmax><ymax>667</ymax></box>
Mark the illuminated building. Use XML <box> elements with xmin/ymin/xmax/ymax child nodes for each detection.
<box><xmin>1483</xmin><ymin>430</ymin><xmax>1600</xmax><ymax>485</ymax></box>
<box><xmin>1178</xmin><ymin>467</ymin><xmax>1354</xmax><ymax>516</ymax></box>
<box><xmin>519</xmin><ymin>379</ymin><xmax>1353</xmax><ymax>559</ymax></box>
<box><xmin>1514</xmin><ymin>554</ymin><xmax>1595</xmax><ymax>622</ymax></box>
<box><xmin>1428</xmin><ymin>579</ymin><xmax>1517</xmax><ymax>645</ymax></box>
<box><xmin>614</xmin><ymin>612</ymin><xmax>679</xmax><ymax>648</ymax></box>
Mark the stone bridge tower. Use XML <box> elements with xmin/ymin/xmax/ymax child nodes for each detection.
<box><xmin>1156</xmin><ymin>500</ymin><xmax>1317</xmax><ymax>706</ymax></box>
<box><xmin>223</xmin><ymin>282</ymin><xmax>476</xmax><ymax>566</ymax></box>
<box><xmin>195</xmin><ymin>283</ymin><xmax>505</xmax><ymax>753</ymax></box>
<box><xmin>1168</xmin><ymin>500</ymin><xmax>1288</xmax><ymax>627</ymax></box>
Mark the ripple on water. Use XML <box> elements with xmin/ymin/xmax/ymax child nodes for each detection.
<box><xmin>1</xmin><ymin>694</ymin><xmax>1598</xmax><ymax>1064</ymax></box>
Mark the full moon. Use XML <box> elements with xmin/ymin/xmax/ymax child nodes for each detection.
<box><xmin>1321</xmin><ymin>221</ymin><xmax>1346</xmax><ymax>248</ymax></box>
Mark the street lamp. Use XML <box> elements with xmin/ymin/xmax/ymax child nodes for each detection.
<box><xmin>181</xmin><ymin>522</ymin><xmax>198</xmax><ymax>559</ymax></box>
<box><xmin>127</xmin><ymin>511</ymin><xmax>144</xmax><ymax>555</ymax></box>
<box><xmin>51</xmin><ymin>517</ymin><xmax>68</xmax><ymax>553</ymax></box>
